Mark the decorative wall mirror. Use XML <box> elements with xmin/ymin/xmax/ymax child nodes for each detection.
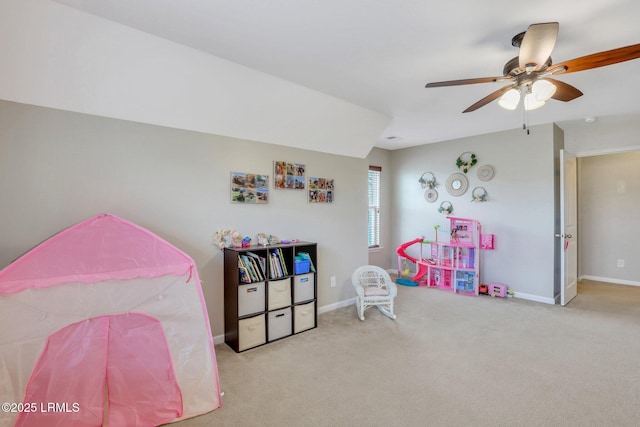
<box><xmin>445</xmin><ymin>173</ymin><xmax>468</xmax><ymax>196</ymax></box>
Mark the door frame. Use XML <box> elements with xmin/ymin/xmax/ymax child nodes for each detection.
<box><xmin>558</xmin><ymin>145</ymin><xmax>640</xmax><ymax>304</ymax></box>
<box><xmin>560</xmin><ymin>149</ymin><xmax>578</xmax><ymax>306</ymax></box>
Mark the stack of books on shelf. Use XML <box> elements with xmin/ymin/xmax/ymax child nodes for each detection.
<box><xmin>269</xmin><ymin>248</ymin><xmax>289</xmax><ymax>279</ymax></box>
<box><xmin>238</xmin><ymin>252</ymin><xmax>266</xmax><ymax>283</ymax></box>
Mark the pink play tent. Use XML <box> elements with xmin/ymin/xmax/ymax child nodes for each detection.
<box><xmin>0</xmin><ymin>214</ymin><xmax>221</xmax><ymax>426</ymax></box>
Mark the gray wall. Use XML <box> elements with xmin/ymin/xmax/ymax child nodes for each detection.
<box><xmin>578</xmin><ymin>152</ymin><xmax>640</xmax><ymax>284</ymax></box>
<box><xmin>0</xmin><ymin>100</ymin><xmax>369</xmax><ymax>340</ymax></box>
<box><xmin>3</xmin><ymin>97</ymin><xmax>637</xmax><ymax>336</ymax></box>
<box><xmin>388</xmin><ymin>124</ymin><xmax>560</xmax><ymax>303</ymax></box>
<box><xmin>562</xmin><ymin>116</ymin><xmax>640</xmax><ymax>155</ymax></box>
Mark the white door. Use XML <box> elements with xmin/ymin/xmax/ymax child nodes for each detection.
<box><xmin>560</xmin><ymin>149</ymin><xmax>578</xmax><ymax>306</ymax></box>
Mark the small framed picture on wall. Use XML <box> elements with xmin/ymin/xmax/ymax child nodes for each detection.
<box><xmin>308</xmin><ymin>177</ymin><xmax>334</xmax><ymax>203</ymax></box>
<box><xmin>231</xmin><ymin>172</ymin><xmax>269</xmax><ymax>204</ymax></box>
<box><xmin>274</xmin><ymin>161</ymin><xmax>305</xmax><ymax>189</ymax></box>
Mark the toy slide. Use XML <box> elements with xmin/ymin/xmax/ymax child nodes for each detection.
<box><xmin>396</xmin><ymin>237</ymin><xmax>424</xmax><ymax>286</ymax></box>
<box><xmin>413</xmin><ymin>260</ymin><xmax>429</xmax><ymax>282</ymax></box>
<box><xmin>396</xmin><ymin>237</ymin><xmax>423</xmax><ymax>263</ymax></box>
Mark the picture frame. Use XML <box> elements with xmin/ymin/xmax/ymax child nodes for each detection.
<box><xmin>274</xmin><ymin>161</ymin><xmax>305</xmax><ymax>189</ymax></box>
<box><xmin>231</xmin><ymin>172</ymin><xmax>269</xmax><ymax>204</ymax></box>
<box><xmin>308</xmin><ymin>177</ymin><xmax>334</xmax><ymax>203</ymax></box>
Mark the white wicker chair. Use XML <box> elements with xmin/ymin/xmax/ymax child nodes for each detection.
<box><xmin>351</xmin><ymin>265</ymin><xmax>397</xmax><ymax>321</ymax></box>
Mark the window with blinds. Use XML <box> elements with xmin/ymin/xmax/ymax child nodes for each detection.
<box><xmin>368</xmin><ymin>166</ymin><xmax>381</xmax><ymax>248</ymax></box>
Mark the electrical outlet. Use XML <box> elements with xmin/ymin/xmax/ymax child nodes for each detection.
<box><xmin>330</xmin><ymin>276</ymin><xmax>336</xmax><ymax>287</ymax></box>
<box><xmin>617</xmin><ymin>259</ymin><xmax>625</xmax><ymax>268</ymax></box>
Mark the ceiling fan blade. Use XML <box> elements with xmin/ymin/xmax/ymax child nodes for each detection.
<box><xmin>426</xmin><ymin>76</ymin><xmax>510</xmax><ymax>88</ymax></box>
<box><xmin>546</xmin><ymin>78</ymin><xmax>583</xmax><ymax>102</ymax></box>
<box><xmin>519</xmin><ymin>22</ymin><xmax>559</xmax><ymax>72</ymax></box>
<box><xmin>463</xmin><ymin>85</ymin><xmax>514</xmax><ymax>113</ymax></box>
<box><xmin>548</xmin><ymin>43</ymin><xmax>640</xmax><ymax>75</ymax></box>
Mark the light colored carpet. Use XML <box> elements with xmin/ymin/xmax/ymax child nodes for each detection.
<box><xmin>171</xmin><ymin>280</ymin><xmax>640</xmax><ymax>427</ymax></box>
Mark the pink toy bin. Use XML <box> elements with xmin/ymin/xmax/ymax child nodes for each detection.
<box><xmin>489</xmin><ymin>283</ymin><xmax>507</xmax><ymax>298</ymax></box>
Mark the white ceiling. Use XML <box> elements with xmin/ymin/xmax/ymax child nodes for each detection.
<box><xmin>53</xmin><ymin>0</ymin><xmax>640</xmax><ymax>150</ymax></box>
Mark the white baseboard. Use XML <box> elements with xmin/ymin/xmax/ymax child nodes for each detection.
<box><xmin>318</xmin><ymin>297</ymin><xmax>356</xmax><ymax>314</ymax></box>
<box><xmin>512</xmin><ymin>292</ymin><xmax>556</xmax><ymax>305</ymax></box>
<box><xmin>580</xmin><ymin>275</ymin><xmax>640</xmax><ymax>287</ymax></box>
<box><xmin>213</xmin><ymin>288</ymin><xmax>559</xmax><ymax>345</ymax></box>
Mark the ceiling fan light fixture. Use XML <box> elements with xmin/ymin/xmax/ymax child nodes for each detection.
<box><xmin>524</xmin><ymin>92</ymin><xmax>545</xmax><ymax>110</ymax></box>
<box><xmin>498</xmin><ymin>88</ymin><xmax>521</xmax><ymax>110</ymax></box>
<box><xmin>532</xmin><ymin>79</ymin><xmax>557</xmax><ymax>101</ymax></box>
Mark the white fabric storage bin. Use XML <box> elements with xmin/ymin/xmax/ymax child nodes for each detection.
<box><xmin>294</xmin><ymin>301</ymin><xmax>315</xmax><ymax>333</ymax></box>
<box><xmin>268</xmin><ymin>307</ymin><xmax>292</xmax><ymax>341</ymax></box>
<box><xmin>238</xmin><ymin>282</ymin><xmax>265</xmax><ymax>317</ymax></box>
<box><xmin>267</xmin><ymin>278</ymin><xmax>291</xmax><ymax>311</ymax></box>
<box><xmin>238</xmin><ymin>314</ymin><xmax>266</xmax><ymax>351</ymax></box>
<box><xmin>293</xmin><ymin>273</ymin><xmax>315</xmax><ymax>303</ymax></box>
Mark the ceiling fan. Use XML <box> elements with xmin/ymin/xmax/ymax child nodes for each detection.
<box><xmin>425</xmin><ymin>22</ymin><xmax>640</xmax><ymax>113</ymax></box>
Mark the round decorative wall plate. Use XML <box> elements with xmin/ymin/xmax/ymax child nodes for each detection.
<box><xmin>424</xmin><ymin>188</ymin><xmax>438</xmax><ymax>203</ymax></box>
<box><xmin>477</xmin><ymin>165</ymin><xmax>494</xmax><ymax>181</ymax></box>
<box><xmin>445</xmin><ymin>173</ymin><xmax>468</xmax><ymax>196</ymax></box>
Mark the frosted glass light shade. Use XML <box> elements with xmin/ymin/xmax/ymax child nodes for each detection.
<box><xmin>524</xmin><ymin>92</ymin><xmax>545</xmax><ymax>110</ymax></box>
<box><xmin>498</xmin><ymin>88</ymin><xmax>521</xmax><ymax>110</ymax></box>
<box><xmin>532</xmin><ymin>79</ymin><xmax>557</xmax><ymax>101</ymax></box>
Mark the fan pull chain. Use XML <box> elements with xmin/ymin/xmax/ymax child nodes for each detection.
<box><xmin>522</xmin><ymin>97</ymin><xmax>530</xmax><ymax>135</ymax></box>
